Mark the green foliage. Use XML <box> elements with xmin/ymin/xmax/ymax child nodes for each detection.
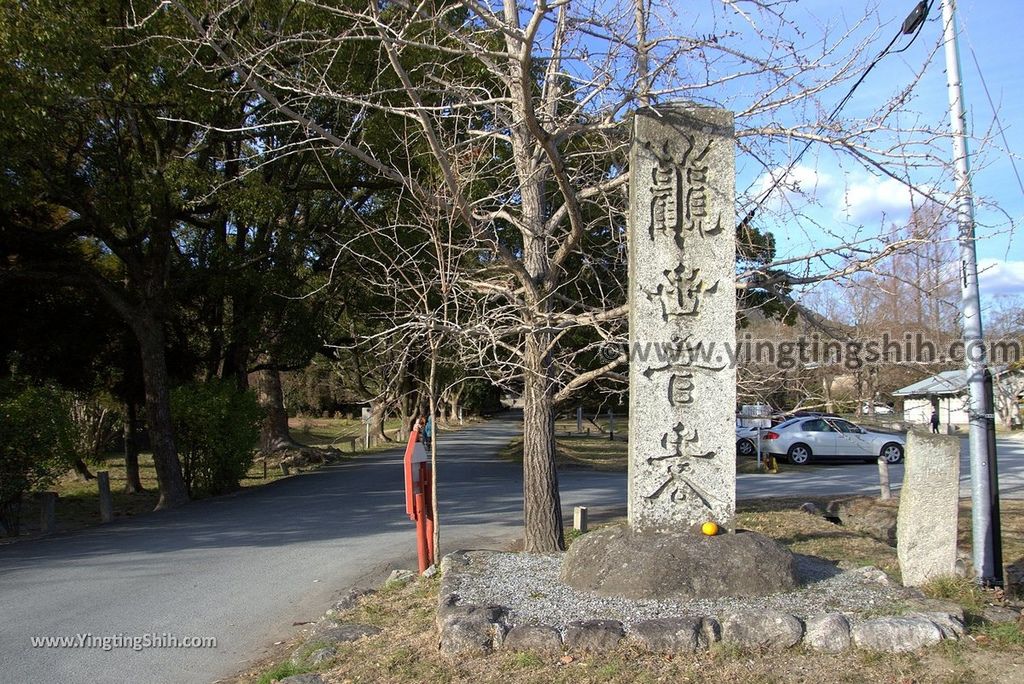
<box><xmin>170</xmin><ymin>381</ymin><xmax>261</xmax><ymax>497</ymax></box>
<box><xmin>0</xmin><ymin>384</ymin><xmax>75</xmax><ymax>534</ymax></box>
<box><xmin>256</xmin><ymin>661</ymin><xmax>309</xmax><ymax>684</ymax></box>
<box><xmin>974</xmin><ymin>622</ymin><xmax>1024</xmax><ymax>647</ymax></box>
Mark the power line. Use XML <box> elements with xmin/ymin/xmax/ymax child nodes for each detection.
<box><xmin>966</xmin><ymin>46</ymin><xmax>1024</xmax><ymax>199</ymax></box>
<box><xmin>738</xmin><ymin>1</ymin><xmax>934</xmax><ymax>233</ymax></box>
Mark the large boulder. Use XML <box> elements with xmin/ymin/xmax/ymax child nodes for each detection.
<box><xmin>559</xmin><ymin>526</ymin><xmax>799</xmax><ymax>600</ymax></box>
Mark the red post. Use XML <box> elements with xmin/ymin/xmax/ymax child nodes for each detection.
<box><xmin>423</xmin><ymin>464</ymin><xmax>434</xmax><ymax>565</ymax></box>
<box><xmin>414</xmin><ymin>492</ymin><xmax>429</xmax><ymax>573</ymax></box>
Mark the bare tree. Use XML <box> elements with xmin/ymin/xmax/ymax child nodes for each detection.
<box><xmin>152</xmin><ymin>0</ymin><xmax>989</xmax><ymax>551</ymax></box>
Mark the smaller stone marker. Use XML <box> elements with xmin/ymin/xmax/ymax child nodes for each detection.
<box><xmin>576</xmin><ymin>406</ymin><xmax>583</xmax><ymax>434</ymax></box>
<box><xmin>97</xmin><ymin>471</ymin><xmax>114</xmax><ymax>523</ymax></box>
<box><xmin>573</xmin><ymin>506</ymin><xmax>589</xmax><ymax>533</ymax></box>
<box><xmin>897</xmin><ymin>432</ymin><xmax>961</xmax><ymax>586</ymax></box>
<box><xmin>39</xmin><ymin>492</ymin><xmax>57</xmax><ymax>534</ymax></box>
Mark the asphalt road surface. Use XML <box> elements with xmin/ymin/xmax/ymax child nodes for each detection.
<box><xmin>0</xmin><ymin>416</ymin><xmax>527</xmax><ymax>684</ymax></box>
<box><xmin>1</xmin><ymin>416</ymin><xmax>1021</xmax><ymax>683</ymax></box>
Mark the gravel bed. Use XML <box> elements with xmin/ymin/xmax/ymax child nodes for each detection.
<box><xmin>447</xmin><ymin>551</ymin><xmax>909</xmax><ymax>629</ymax></box>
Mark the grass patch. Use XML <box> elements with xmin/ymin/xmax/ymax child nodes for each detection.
<box><xmin>256</xmin><ymin>661</ymin><xmax>309</xmax><ymax>684</ymax></box>
<box><xmin>290</xmin><ymin>415</ymin><xmax>482</xmax><ymax>452</ymax></box>
<box><xmin>974</xmin><ymin>622</ymin><xmax>1024</xmax><ymax>647</ymax></box>
<box><xmin>922</xmin><ymin>576</ymin><xmax>989</xmax><ymax>614</ymax></box>
<box><xmin>502</xmin><ymin>651</ymin><xmax>544</xmax><ymax>670</ymax></box>
<box><xmin>499</xmin><ymin>435</ymin><xmax>627</xmax><ymax>471</ymax></box>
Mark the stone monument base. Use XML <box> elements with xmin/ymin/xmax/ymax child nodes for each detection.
<box><xmin>559</xmin><ymin>525</ymin><xmax>799</xmax><ymax>600</ymax></box>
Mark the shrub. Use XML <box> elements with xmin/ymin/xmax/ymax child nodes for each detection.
<box><xmin>171</xmin><ymin>381</ymin><xmax>261</xmax><ymax>497</ymax></box>
<box><xmin>0</xmin><ymin>385</ymin><xmax>75</xmax><ymax>536</ymax></box>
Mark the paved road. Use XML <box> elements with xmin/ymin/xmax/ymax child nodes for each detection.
<box><xmin>0</xmin><ymin>416</ymin><xmax>535</xmax><ymax>684</ymax></box>
<box><xmin>542</xmin><ymin>434</ymin><xmax>1024</xmax><ymax>521</ymax></box>
<box><xmin>1</xmin><ymin>417</ymin><xmax>1021</xmax><ymax>684</ymax></box>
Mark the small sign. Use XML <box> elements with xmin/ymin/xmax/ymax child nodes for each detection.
<box><xmin>740</xmin><ymin>417</ymin><xmax>772</xmax><ymax>428</ymax></box>
<box><xmin>361</xmin><ymin>407</ymin><xmax>371</xmax><ymax>422</ymax></box>
<box><xmin>740</xmin><ymin>404</ymin><xmax>771</xmax><ymax>417</ymax></box>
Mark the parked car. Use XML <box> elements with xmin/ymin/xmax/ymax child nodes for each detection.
<box><xmin>760</xmin><ymin>416</ymin><xmax>905</xmax><ymax>465</ymax></box>
<box><xmin>735</xmin><ymin>414</ymin><xmax>799</xmax><ymax>457</ymax></box>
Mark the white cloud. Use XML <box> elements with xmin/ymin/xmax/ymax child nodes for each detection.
<box><xmin>978</xmin><ymin>259</ymin><xmax>1024</xmax><ymax>296</ymax></box>
<box><xmin>840</xmin><ymin>177</ymin><xmax>917</xmax><ymax>226</ymax></box>
<box><xmin>755</xmin><ymin>163</ymin><xmax>834</xmax><ymax>200</ymax></box>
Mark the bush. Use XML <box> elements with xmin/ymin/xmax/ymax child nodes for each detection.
<box><xmin>171</xmin><ymin>381</ymin><xmax>261</xmax><ymax>497</ymax></box>
<box><xmin>0</xmin><ymin>385</ymin><xmax>75</xmax><ymax>536</ymax></box>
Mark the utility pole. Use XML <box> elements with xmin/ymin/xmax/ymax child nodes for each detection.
<box><xmin>939</xmin><ymin>0</ymin><xmax>999</xmax><ymax>585</ymax></box>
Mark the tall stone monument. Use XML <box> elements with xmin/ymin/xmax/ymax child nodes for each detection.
<box><xmin>561</xmin><ymin>104</ymin><xmax>798</xmax><ymax>599</ymax></box>
<box><xmin>627</xmin><ymin>104</ymin><xmax>736</xmax><ymax>532</ymax></box>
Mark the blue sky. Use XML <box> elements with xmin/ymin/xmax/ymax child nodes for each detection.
<box><xmin>680</xmin><ymin>0</ymin><xmax>1024</xmax><ymax>300</ymax></box>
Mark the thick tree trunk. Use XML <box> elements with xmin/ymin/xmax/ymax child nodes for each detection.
<box><xmin>135</xmin><ymin>320</ymin><xmax>189</xmax><ymax>510</ymax></box>
<box><xmin>123</xmin><ymin>401</ymin><xmax>144</xmax><ymax>494</ymax></box>
<box><xmin>446</xmin><ymin>386</ymin><xmax>464</xmax><ymax>425</ymax></box>
<box><xmin>257</xmin><ymin>367</ymin><xmax>294</xmax><ymax>452</ymax></box>
<box><xmin>72</xmin><ymin>459</ymin><xmax>95</xmax><ymax>481</ymax></box>
<box><xmin>0</xmin><ymin>493</ymin><xmax>23</xmax><ymax>537</ymax></box>
<box><xmin>522</xmin><ymin>333</ymin><xmax>564</xmax><ymax>553</ymax></box>
<box><xmin>369</xmin><ymin>401</ymin><xmax>389</xmax><ymax>444</ymax></box>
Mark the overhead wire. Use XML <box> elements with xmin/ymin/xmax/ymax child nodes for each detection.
<box><xmin>737</xmin><ymin>0</ymin><xmax>935</xmax><ymax>233</ymax></box>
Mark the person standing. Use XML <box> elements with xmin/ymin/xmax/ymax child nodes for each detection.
<box><xmin>930</xmin><ymin>409</ymin><xmax>940</xmax><ymax>434</ymax></box>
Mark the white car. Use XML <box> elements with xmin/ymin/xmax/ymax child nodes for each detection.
<box><xmin>735</xmin><ymin>424</ymin><xmax>764</xmax><ymax>457</ymax></box>
<box><xmin>760</xmin><ymin>416</ymin><xmax>905</xmax><ymax>465</ymax></box>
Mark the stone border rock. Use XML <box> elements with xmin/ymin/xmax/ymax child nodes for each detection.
<box><xmin>437</xmin><ymin>551</ymin><xmax>966</xmax><ymax>657</ymax></box>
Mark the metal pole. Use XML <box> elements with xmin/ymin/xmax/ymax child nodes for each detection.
<box><xmin>983</xmin><ymin>369</ymin><xmax>1004</xmax><ymax>584</ymax></box>
<box><xmin>941</xmin><ymin>0</ymin><xmax>996</xmax><ymax>584</ymax></box>
<box><xmin>756</xmin><ymin>426</ymin><xmax>762</xmax><ymax>470</ymax></box>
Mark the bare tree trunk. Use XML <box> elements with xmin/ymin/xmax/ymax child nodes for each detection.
<box><xmin>428</xmin><ymin>339</ymin><xmax>440</xmax><ymax>565</ymax></box>
<box><xmin>369</xmin><ymin>400</ymin><xmax>389</xmax><ymax>444</ymax></box>
<box><xmin>446</xmin><ymin>385</ymin><xmax>465</xmax><ymax>425</ymax></box>
<box><xmin>135</xmin><ymin>320</ymin><xmax>189</xmax><ymax>510</ymax></box>
<box><xmin>0</xmin><ymin>493</ymin><xmax>22</xmax><ymax>537</ymax></box>
<box><xmin>72</xmin><ymin>459</ymin><xmax>95</xmax><ymax>481</ymax></box>
<box><xmin>522</xmin><ymin>333</ymin><xmax>564</xmax><ymax>553</ymax></box>
<box><xmin>123</xmin><ymin>401</ymin><xmax>144</xmax><ymax>494</ymax></box>
<box><xmin>257</xmin><ymin>367</ymin><xmax>293</xmax><ymax>452</ymax></box>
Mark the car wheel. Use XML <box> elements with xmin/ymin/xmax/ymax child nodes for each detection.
<box><xmin>787</xmin><ymin>443</ymin><xmax>812</xmax><ymax>465</ymax></box>
<box><xmin>737</xmin><ymin>438</ymin><xmax>755</xmax><ymax>457</ymax></box>
<box><xmin>881</xmin><ymin>442</ymin><xmax>904</xmax><ymax>464</ymax></box>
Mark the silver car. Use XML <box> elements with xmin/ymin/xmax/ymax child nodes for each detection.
<box><xmin>761</xmin><ymin>417</ymin><xmax>905</xmax><ymax>465</ymax></box>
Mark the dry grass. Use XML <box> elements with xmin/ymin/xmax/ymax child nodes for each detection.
<box><xmin>233</xmin><ymin>498</ymin><xmax>1024</xmax><ymax>684</ymax></box>
<box><xmin>4</xmin><ymin>452</ymin><xmax>285</xmax><ymax>542</ymax></box>
<box><xmin>499</xmin><ymin>436</ymin><xmax>629</xmax><ymax>471</ymax></box>
<box><xmin>291</xmin><ymin>416</ymin><xmax>482</xmax><ymax>452</ymax></box>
